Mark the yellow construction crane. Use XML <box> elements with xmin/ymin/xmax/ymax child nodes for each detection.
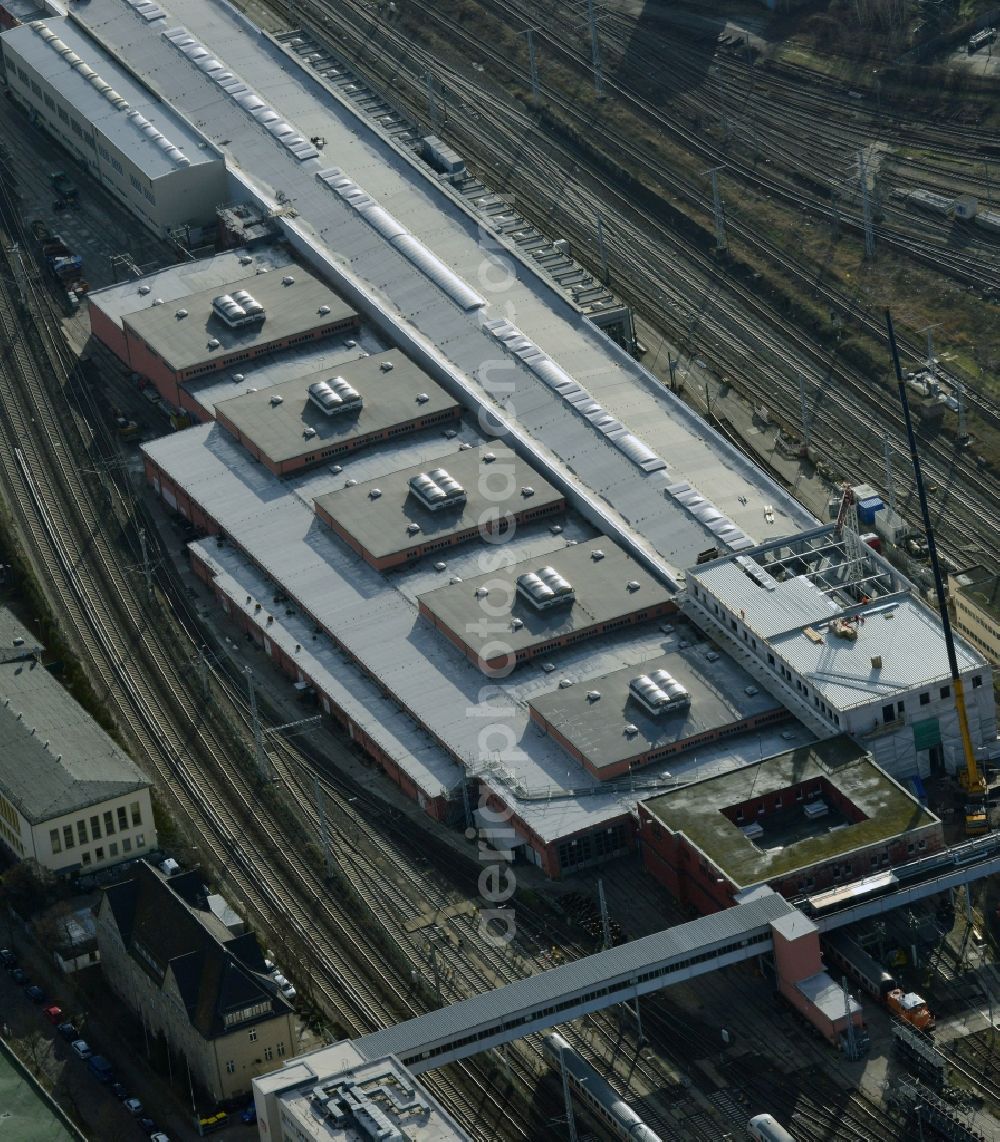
<box><xmin>886</xmin><ymin>312</ymin><xmax>987</xmax><ymax>835</ymax></box>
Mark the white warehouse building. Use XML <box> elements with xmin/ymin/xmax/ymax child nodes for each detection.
<box><xmin>0</xmin><ymin>15</ymin><xmax>226</xmax><ymax>234</ymax></box>
<box><xmin>685</xmin><ymin>526</ymin><xmax>997</xmax><ymax>780</ymax></box>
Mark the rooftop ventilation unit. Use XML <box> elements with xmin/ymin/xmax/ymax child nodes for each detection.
<box><xmin>628</xmin><ymin>669</ymin><xmax>690</xmax><ymax>715</ymax></box>
<box><xmin>308</xmin><ymin>377</ymin><xmax>362</xmax><ymax>416</ymax></box>
<box><xmin>516</xmin><ymin>565</ymin><xmax>574</xmax><ymax>610</ymax></box>
<box><xmin>212</xmin><ymin>292</ymin><xmax>265</xmax><ymax>328</ymax></box>
<box><xmin>803</xmin><ymin>799</ymin><xmax>829</xmax><ymax>820</ymax></box>
<box><xmin>408</xmin><ymin>468</ymin><xmax>466</xmax><ymax>511</ymax></box>
<box><xmin>176</xmin><ymin>308</ymin><xmax>188</xmax><ymax>319</ymax></box>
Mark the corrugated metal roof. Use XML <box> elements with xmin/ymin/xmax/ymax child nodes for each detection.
<box><xmin>354</xmin><ymin>890</ymin><xmax>794</xmax><ymax>1058</ymax></box>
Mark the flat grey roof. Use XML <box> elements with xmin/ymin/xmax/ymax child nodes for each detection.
<box><xmin>88</xmin><ymin>248</ymin><xmax>294</xmax><ymax>332</ymax></box>
<box><xmin>418</xmin><ymin>538</ymin><xmax>673</xmax><ymax>660</ymax></box>
<box><xmin>1</xmin><ymin>17</ymin><xmax>215</xmax><ymax>179</ymax></box>
<box><xmin>643</xmin><ymin>737</ymin><xmax>936</xmax><ymax>886</ymax></box>
<box><xmin>953</xmin><ymin>564</ymin><xmax>1000</xmax><ymax>623</ymax></box>
<box><xmin>529</xmin><ymin>650</ymin><xmax>784</xmax><ymax>771</ymax></box>
<box><xmin>797</xmin><ymin>972</ymin><xmax>861</xmax><ymax>1021</ymax></box>
<box><xmin>145</xmin><ymin>422</ymin><xmax>817</xmax><ymax>841</ymax></box>
<box><xmin>187</xmin><ymin>326</ymin><xmax>392</xmax><ymax>414</ymax></box>
<box><xmin>314</xmin><ymin>443</ymin><xmax>562</xmax><ymax>560</ymax></box>
<box><xmin>123</xmin><ymin>265</ymin><xmax>355</xmax><ymax>374</ymax></box>
<box><xmin>70</xmin><ymin>0</ymin><xmax>819</xmax><ymax>583</ymax></box>
<box><xmin>352</xmin><ymin>890</ymin><xmax>794</xmax><ymax>1060</ymax></box>
<box><xmin>0</xmin><ymin>611</ymin><xmax>150</xmax><ymax>823</ymax></box>
<box><xmin>216</xmin><ymin>350</ymin><xmax>457</xmax><ymax>465</ymax></box>
<box><xmin>689</xmin><ymin>527</ymin><xmax>987</xmax><ymax>709</ymax></box>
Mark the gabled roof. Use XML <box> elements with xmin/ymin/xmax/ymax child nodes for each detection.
<box><xmin>0</xmin><ymin>610</ymin><xmax>150</xmax><ymax>823</ymax></box>
<box><xmin>101</xmin><ymin>862</ymin><xmax>289</xmax><ymax>1038</ymax></box>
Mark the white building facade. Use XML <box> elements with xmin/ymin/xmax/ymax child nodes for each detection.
<box><xmin>0</xmin><ymin>610</ymin><xmax>156</xmax><ymax>875</ymax></box>
<box><xmin>0</xmin><ymin>17</ymin><xmax>226</xmax><ymax>234</ymax></box>
<box><xmin>686</xmin><ymin>527</ymin><xmax>997</xmax><ymax>780</ymax></box>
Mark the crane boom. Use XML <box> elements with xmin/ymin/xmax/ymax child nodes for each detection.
<box><xmin>885</xmin><ymin>312</ymin><xmax>986</xmax><ymax>814</ymax></box>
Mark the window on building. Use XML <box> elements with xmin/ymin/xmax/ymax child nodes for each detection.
<box><xmin>136</xmin><ymin>834</ymin><xmax>145</xmax><ymax>848</ymax></box>
<box><xmin>129</xmin><ymin>174</ymin><xmax>142</xmax><ymax>192</ymax></box>
<box><xmin>50</xmin><ymin>828</ymin><xmax>62</xmax><ymax>854</ymax></box>
<box><xmin>143</xmin><ymin>188</ymin><xmax>156</xmax><ymax>205</ymax></box>
<box><xmin>130</xmin><ymin>801</ymin><xmax>141</xmax><ymax>827</ymax></box>
<box><xmin>81</xmin><ymin>852</ymin><xmax>91</xmax><ymax>866</ymax></box>
<box><xmin>122</xmin><ymin>838</ymin><xmax>132</xmax><ymax>853</ymax></box>
<box><xmin>263</xmin><ymin>1046</ymin><xmax>273</xmax><ymax>1061</ymax></box>
<box><xmin>882</xmin><ymin>703</ymin><xmax>896</xmax><ymax>724</ymax></box>
<box><xmin>973</xmin><ymin>675</ymin><xmax>983</xmax><ymax>689</ymax></box>
<box><xmin>90</xmin><ymin>815</ymin><xmax>101</xmax><ymax>839</ymax></box>
<box><xmin>94</xmin><ymin>846</ymin><xmax>104</xmax><ymax>861</ymax></box>
<box><xmin>70</xmin><ymin>118</ymin><xmax>82</xmax><ymax>137</ymax></box>
<box><xmin>16</xmin><ymin>67</ymin><xmax>28</xmax><ymax>84</ymax></box>
<box><xmin>225</xmin><ymin>1061</ymin><xmax>236</xmax><ymax>1074</ymax></box>
<box><xmin>43</xmin><ymin>93</ymin><xmax>55</xmax><ymax>111</ymax></box>
<box><xmin>276</xmin><ymin>1042</ymin><xmax>286</xmax><ymax>1057</ymax></box>
<box><xmin>117</xmin><ymin>806</ymin><xmax>128</xmax><ymax>831</ymax></box>
<box><xmin>63</xmin><ymin>825</ymin><xmax>74</xmax><ymax>850</ymax></box>
<box><xmin>58</xmin><ymin>107</ymin><xmax>69</xmax><ymax>125</ymax></box>
<box><xmin>919</xmin><ymin>692</ymin><xmax>930</xmax><ymax>706</ymax></box>
<box><xmin>940</xmin><ymin>685</ymin><xmax>951</xmax><ymax>700</ymax></box>
<box><xmin>111</xmin><ymin>158</ymin><xmax>123</xmax><ymax>174</ymax></box>
<box><xmin>103</xmin><ymin>811</ymin><xmax>115</xmax><ymax>836</ymax></box>
<box><xmin>31</xmin><ymin>81</ymin><xmax>42</xmax><ymax>98</ymax></box>
<box><xmin>249</xmin><ymin>1028</ymin><xmax>257</xmax><ymax>1042</ymax></box>
<box><xmin>77</xmin><ymin>819</ymin><xmax>88</xmax><ymax>845</ymax></box>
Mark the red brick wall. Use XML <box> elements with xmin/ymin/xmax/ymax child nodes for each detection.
<box><xmin>122</xmin><ymin>324</ymin><xmax>182</xmax><ymax>406</ymax></box>
<box><xmin>88</xmin><ymin>303</ymin><xmax>130</xmax><ymax>366</ymax></box>
<box><xmin>637</xmin><ymin>803</ymin><xmax>735</xmax><ymax>914</ymax></box>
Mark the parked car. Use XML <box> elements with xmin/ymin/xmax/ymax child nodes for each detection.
<box><xmin>41</xmin><ymin>1004</ymin><xmax>63</xmax><ymax>1024</ymax></box>
<box><xmin>70</xmin><ymin>1040</ymin><xmax>92</xmax><ymax>1060</ymax></box>
<box><xmin>124</xmin><ymin>1098</ymin><xmax>144</xmax><ymax>1116</ymax></box>
<box><xmin>0</xmin><ymin>948</ymin><xmax>16</xmax><ymax>969</ymax></box>
<box><xmin>10</xmin><ymin>968</ymin><xmax>27</xmax><ymax>985</ymax></box>
<box><xmin>109</xmin><ymin>1082</ymin><xmax>128</xmax><ymax>1101</ymax></box>
<box><xmin>150</xmin><ymin>1134</ymin><xmax>170</xmax><ymax>1142</ymax></box>
<box><xmin>137</xmin><ymin>1117</ymin><xmax>158</xmax><ymax>1136</ymax></box>
<box><xmin>25</xmin><ymin>985</ymin><xmax>45</xmax><ymax>1004</ymax></box>
<box><xmin>56</xmin><ymin>1021</ymin><xmax>79</xmax><ymax>1042</ymax></box>
<box><xmin>279</xmin><ymin>981</ymin><xmax>296</xmax><ymax>1000</ymax></box>
<box><xmin>87</xmin><ymin>1054</ymin><xmax>113</xmax><ymax>1082</ymax></box>
<box><xmin>272</xmin><ymin>973</ymin><xmax>289</xmax><ymax>988</ymax></box>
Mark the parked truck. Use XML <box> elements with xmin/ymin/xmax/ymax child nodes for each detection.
<box><xmin>50</xmin><ymin>170</ymin><xmax>78</xmax><ymax>201</ymax></box>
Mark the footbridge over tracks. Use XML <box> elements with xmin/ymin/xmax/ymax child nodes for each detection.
<box><xmin>801</xmin><ymin>830</ymin><xmax>1000</xmax><ymax>931</ymax></box>
<box><xmin>353</xmin><ymin>888</ymin><xmax>795</xmax><ymax>1073</ymax></box>
<box><xmin>352</xmin><ymin>834</ymin><xmax>1000</xmax><ymax>1073</ymax></box>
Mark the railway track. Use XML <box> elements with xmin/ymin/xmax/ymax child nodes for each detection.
<box><xmin>0</xmin><ymin>167</ymin><xmax>531</xmax><ymax>1137</ymax></box>
<box><xmin>273</xmin><ymin>0</ymin><xmax>1000</xmax><ymax>568</ymax></box>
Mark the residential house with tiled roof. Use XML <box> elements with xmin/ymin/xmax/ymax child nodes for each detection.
<box><xmin>96</xmin><ymin>860</ymin><xmax>296</xmax><ymax>1100</ymax></box>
